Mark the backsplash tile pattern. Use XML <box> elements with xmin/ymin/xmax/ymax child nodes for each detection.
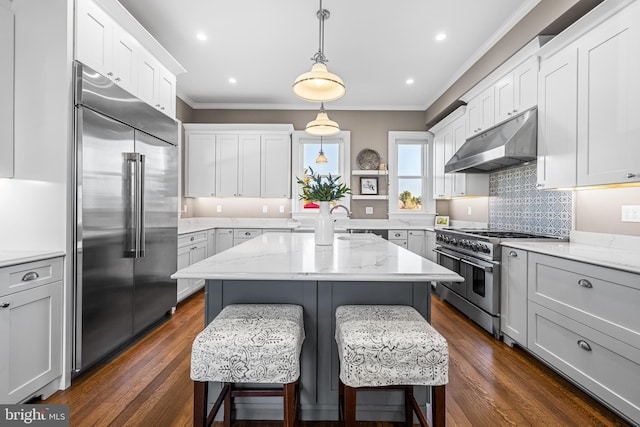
<box><xmin>489</xmin><ymin>164</ymin><xmax>572</xmax><ymax>237</ymax></box>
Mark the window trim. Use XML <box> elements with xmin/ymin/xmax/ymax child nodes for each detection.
<box><xmin>388</xmin><ymin>131</ymin><xmax>434</xmax><ymax>218</ymax></box>
<box><xmin>291</xmin><ymin>130</ymin><xmax>351</xmax><ymax>218</ymax></box>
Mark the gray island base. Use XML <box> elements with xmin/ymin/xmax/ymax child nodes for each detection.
<box><xmin>172</xmin><ymin>232</ymin><xmax>463</xmax><ymax>421</ymax></box>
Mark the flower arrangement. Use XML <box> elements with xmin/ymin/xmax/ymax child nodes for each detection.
<box><xmin>296</xmin><ymin>167</ymin><xmax>351</xmax><ymax>203</ymax></box>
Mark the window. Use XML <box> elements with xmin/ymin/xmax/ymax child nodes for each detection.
<box><xmin>291</xmin><ymin>131</ymin><xmax>351</xmax><ymax>215</ymax></box>
<box><xmin>388</xmin><ymin>131</ymin><xmax>434</xmax><ymax>217</ymax></box>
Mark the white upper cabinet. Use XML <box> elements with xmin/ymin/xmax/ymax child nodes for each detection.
<box><xmin>537</xmin><ymin>0</ymin><xmax>640</xmax><ymax>189</ymax></box>
<box><xmin>432</xmin><ymin>128</ymin><xmax>453</xmax><ymax>199</ymax></box>
<box><xmin>215</xmin><ymin>134</ymin><xmax>239</xmax><ymax>197</ymax></box>
<box><xmin>76</xmin><ymin>0</ymin><xmax>181</xmax><ymax>118</ymax></box>
<box><xmin>185</xmin><ymin>133</ymin><xmax>216</xmax><ymax>197</ymax></box>
<box><xmin>260</xmin><ymin>134</ymin><xmax>291</xmax><ymax>198</ymax></box>
<box><xmin>466</xmin><ymin>86</ymin><xmax>495</xmax><ymax>137</ymax></box>
<box><xmin>576</xmin><ymin>2</ymin><xmax>640</xmax><ymax>186</ymax></box>
<box><xmin>495</xmin><ymin>56</ymin><xmax>538</xmax><ymax>123</ymax></box>
<box><xmin>0</xmin><ymin>0</ymin><xmax>14</xmax><ymax>178</ymax></box>
<box><xmin>239</xmin><ymin>135</ymin><xmax>262</xmax><ymax>198</ymax></box>
<box><xmin>537</xmin><ymin>46</ymin><xmax>578</xmax><ymax>189</ymax></box>
<box><xmin>215</xmin><ymin>134</ymin><xmax>261</xmax><ymax>197</ymax></box>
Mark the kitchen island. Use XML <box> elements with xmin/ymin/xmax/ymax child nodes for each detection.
<box><xmin>172</xmin><ymin>232</ymin><xmax>462</xmax><ymax>421</ymax></box>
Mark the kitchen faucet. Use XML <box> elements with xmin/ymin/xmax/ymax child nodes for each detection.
<box><xmin>330</xmin><ymin>204</ymin><xmax>351</xmax><ymax>218</ymax></box>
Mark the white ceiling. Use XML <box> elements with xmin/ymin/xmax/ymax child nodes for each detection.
<box><xmin>118</xmin><ymin>0</ymin><xmax>540</xmax><ymax>111</ymax></box>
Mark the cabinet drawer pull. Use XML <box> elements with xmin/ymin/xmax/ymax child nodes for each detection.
<box><xmin>509</xmin><ymin>251</ymin><xmax>518</xmax><ymax>257</ymax></box>
<box><xmin>578</xmin><ymin>279</ymin><xmax>592</xmax><ymax>288</ymax></box>
<box><xmin>577</xmin><ymin>340</ymin><xmax>592</xmax><ymax>351</ymax></box>
<box><xmin>0</xmin><ymin>302</ymin><xmax>9</xmax><ymax>308</ymax></box>
<box><xmin>22</xmin><ymin>271</ymin><xmax>40</xmax><ymax>282</ymax></box>
<box><xmin>245</xmin><ymin>232</ymin><xmax>251</xmax><ymax>236</ymax></box>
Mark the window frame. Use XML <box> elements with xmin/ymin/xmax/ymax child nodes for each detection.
<box><xmin>291</xmin><ymin>130</ymin><xmax>351</xmax><ymax>218</ymax></box>
<box><xmin>388</xmin><ymin>131</ymin><xmax>435</xmax><ymax>219</ymax></box>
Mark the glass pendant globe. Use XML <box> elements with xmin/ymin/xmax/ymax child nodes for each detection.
<box><xmin>293</xmin><ymin>63</ymin><xmax>346</xmax><ymax>102</ymax></box>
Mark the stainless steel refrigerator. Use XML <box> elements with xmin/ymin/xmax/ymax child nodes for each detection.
<box><xmin>73</xmin><ymin>62</ymin><xmax>178</xmax><ymax>373</ymax></box>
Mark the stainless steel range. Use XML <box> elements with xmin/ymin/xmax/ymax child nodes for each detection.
<box><xmin>434</xmin><ymin>228</ymin><xmax>565</xmax><ymax>338</ymax></box>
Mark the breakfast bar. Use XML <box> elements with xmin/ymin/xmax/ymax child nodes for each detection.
<box><xmin>172</xmin><ymin>232</ymin><xmax>463</xmax><ymax>421</ymax></box>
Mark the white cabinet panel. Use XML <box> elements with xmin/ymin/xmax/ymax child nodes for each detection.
<box><xmin>407</xmin><ymin>230</ymin><xmax>425</xmax><ymax>257</ymax></box>
<box><xmin>111</xmin><ymin>24</ymin><xmax>138</xmax><ymax>94</ymax></box>
<box><xmin>185</xmin><ymin>133</ymin><xmax>216</xmax><ymax>197</ymax></box>
<box><xmin>177</xmin><ymin>232</ymin><xmax>207</xmax><ymax>302</ymax></box>
<box><xmin>494</xmin><ymin>73</ymin><xmax>514</xmax><ymax>124</ymax></box>
<box><xmin>537</xmin><ymin>46</ymin><xmax>578</xmax><ymax>189</ymax></box>
<box><xmin>238</xmin><ymin>135</ymin><xmax>262</xmax><ymax>197</ymax></box>
<box><xmin>0</xmin><ymin>1</ymin><xmax>14</xmax><ymax>178</ymax></box>
<box><xmin>466</xmin><ymin>86</ymin><xmax>495</xmax><ymax>137</ymax></box>
<box><xmin>215</xmin><ymin>134</ymin><xmax>239</xmax><ymax>197</ymax></box>
<box><xmin>76</xmin><ymin>0</ymin><xmax>112</xmax><ymax>76</ymax></box>
<box><xmin>261</xmin><ymin>134</ymin><xmax>291</xmax><ymax>198</ymax></box>
<box><xmin>137</xmin><ymin>50</ymin><xmax>158</xmax><ymax>107</ymax></box>
<box><xmin>215</xmin><ymin>229</ymin><xmax>234</xmax><ymax>253</ymax></box>
<box><xmin>501</xmin><ymin>247</ymin><xmax>528</xmax><ymax>346</ymax></box>
<box><xmin>513</xmin><ymin>57</ymin><xmax>538</xmax><ymax>115</ymax></box>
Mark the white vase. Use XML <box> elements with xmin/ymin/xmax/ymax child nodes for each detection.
<box><xmin>314</xmin><ymin>201</ymin><xmax>334</xmax><ymax>246</ymax></box>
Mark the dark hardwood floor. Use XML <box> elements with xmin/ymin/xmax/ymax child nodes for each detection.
<box><xmin>38</xmin><ymin>290</ymin><xmax>631</xmax><ymax>426</ymax></box>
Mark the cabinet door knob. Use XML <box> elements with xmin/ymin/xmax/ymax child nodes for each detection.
<box><xmin>190</xmin><ymin>236</ymin><xmax>195</xmax><ymax>241</ymax></box>
<box><xmin>509</xmin><ymin>251</ymin><xmax>518</xmax><ymax>257</ymax></box>
<box><xmin>577</xmin><ymin>340</ymin><xmax>592</xmax><ymax>351</ymax></box>
<box><xmin>578</xmin><ymin>279</ymin><xmax>592</xmax><ymax>288</ymax></box>
<box><xmin>536</xmin><ymin>183</ymin><xmax>544</xmax><ymax>188</ymax></box>
<box><xmin>627</xmin><ymin>173</ymin><xmax>637</xmax><ymax>178</ymax></box>
<box><xmin>0</xmin><ymin>302</ymin><xmax>9</xmax><ymax>308</ymax></box>
<box><xmin>115</xmin><ymin>77</ymin><xmax>121</xmax><ymax>82</ymax></box>
<box><xmin>507</xmin><ymin>112</ymin><xmax>512</xmax><ymax>116</ymax></box>
<box><xmin>22</xmin><ymin>271</ymin><xmax>40</xmax><ymax>282</ymax></box>
<box><xmin>107</xmin><ymin>72</ymin><xmax>113</xmax><ymax>76</ymax></box>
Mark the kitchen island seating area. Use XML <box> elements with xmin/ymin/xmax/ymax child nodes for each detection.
<box><xmin>190</xmin><ymin>304</ymin><xmax>305</xmax><ymax>426</ymax></box>
<box><xmin>335</xmin><ymin>305</ymin><xmax>448</xmax><ymax>427</ymax></box>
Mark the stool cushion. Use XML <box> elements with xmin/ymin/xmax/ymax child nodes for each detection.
<box><xmin>191</xmin><ymin>304</ymin><xmax>304</xmax><ymax>384</ymax></box>
<box><xmin>335</xmin><ymin>305</ymin><xmax>448</xmax><ymax>388</ymax></box>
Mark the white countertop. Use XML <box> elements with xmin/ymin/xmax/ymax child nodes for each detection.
<box><xmin>172</xmin><ymin>232</ymin><xmax>461</xmax><ymax>282</ymax></box>
<box><xmin>0</xmin><ymin>250</ymin><xmax>65</xmax><ymax>268</ymax></box>
<box><xmin>178</xmin><ymin>217</ymin><xmax>436</xmax><ymax>235</ymax></box>
<box><xmin>502</xmin><ymin>238</ymin><xmax>640</xmax><ymax>275</ymax></box>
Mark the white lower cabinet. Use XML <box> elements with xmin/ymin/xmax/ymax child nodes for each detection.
<box><xmin>1</xmin><ymin>257</ymin><xmax>63</xmax><ymax>403</ymax></box>
<box><xmin>388</xmin><ymin>229</ymin><xmax>408</xmax><ymax>250</ymax></box>
<box><xmin>177</xmin><ymin>231</ymin><xmax>207</xmax><ymax>302</ymax></box>
<box><xmin>500</xmin><ymin>247</ymin><xmax>528</xmax><ymax>347</ymax></box>
<box><xmin>424</xmin><ymin>230</ymin><xmax>436</xmax><ymax>263</ymax></box>
<box><xmin>215</xmin><ymin>229</ymin><xmax>234</xmax><ymax>254</ymax></box>
<box><xmin>407</xmin><ymin>230</ymin><xmax>426</xmax><ymax>258</ymax></box>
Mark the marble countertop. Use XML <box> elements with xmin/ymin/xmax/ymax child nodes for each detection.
<box><xmin>172</xmin><ymin>232</ymin><xmax>462</xmax><ymax>282</ymax></box>
<box><xmin>501</xmin><ymin>239</ymin><xmax>640</xmax><ymax>275</ymax></box>
<box><xmin>0</xmin><ymin>250</ymin><xmax>65</xmax><ymax>268</ymax></box>
<box><xmin>178</xmin><ymin>217</ymin><xmax>437</xmax><ymax>235</ymax></box>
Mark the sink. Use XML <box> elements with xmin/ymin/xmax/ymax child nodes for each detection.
<box><xmin>337</xmin><ymin>234</ymin><xmax>378</xmax><ymax>241</ymax></box>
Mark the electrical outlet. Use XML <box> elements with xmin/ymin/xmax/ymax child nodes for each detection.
<box><xmin>183</xmin><ymin>204</ymin><xmax>188</xmax><ymax>212</ymax></box>
<box><xmin>621</xmin><ymin>205</ymin><xmax>640</xmax><ymax>222</ymax></box>
<box><xmin>467</xmin><ymin>206</ymin><xmax>472</xmax><ymax>216</ymax></box>
<box><xmin>262</xmin><ymin>205</ymin><xmax>268</xmax><ymax>214</ymax></box>
<box><xmin>279</xmin><ymin>206</ymin><xmax>285</xmax><ymax>213</ymax></box>
<box><xmin>365</xmin><ymin>207</ymin><xmax>373</xmax><ymax>215</ymax></box>
<box><xmin>216</xmin><ymin>205</ymin><xmax>222</xmax><ymax>213</ymax></box>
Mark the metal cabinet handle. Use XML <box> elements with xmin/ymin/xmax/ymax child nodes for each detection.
<box><xmin>433</xmin><ymin>249</ymin><xmax>461</xmax><ymax>262</ymax></box>
<box><xmin>22</xmin><ymin>271</ymin><xmax>40</xmax><ymax>282</ymax></box>
<box><xmin>107</xmin><ymin>72</ymin><xmax>113</xmax><ymax>76</ymax></box>
<box><xmin>115</xmin><ymin>77</ymin><xmax>121</xmax><ymax>82</ymax></box>
<box><xmin>461</xmin><ymin>258</ymin><xmax>493</xmax><ymax>272</ymax></box>
<box><xmin>245</xmin><ymin>232</ymin><xmax>251</xmax><ymax>236</ymax></box>
<box><xmin>578</xmin><ymin>279</ymin><xmax>593</xmax><ymax>289</ymax></box>
<box><xmin>627</xmin><ymin>173</ymin><xmax>637</xmax><ymax>178</ymax></box>
<box><xmin>190</xmin><ymin>236</ymin><xmax>195</xmax><ymax>241</ymax></box>
<box><xmin>577</xmin><ymin>340</ymin><xmax>592</xmax><ymax>351</ymax></box>
<box><xmin>507</xmin><ymin>112</ymin><xmax>512</xmax><ymax>116</ymax></box>
<box><xmin>0</xmin><ymin>302</ymin><xmax>9</xmax><ymax>308</ymax></box>
<box><xmin>509</xmin><ymin>251</ymin><xmax>518</xmax><ymax>257</ymax></box>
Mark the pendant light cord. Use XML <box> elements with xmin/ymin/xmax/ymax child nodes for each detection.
<box><xmin>313</xmin><ymin>0</ymin><xmax>329</xmax><ymax>64</ymax></box>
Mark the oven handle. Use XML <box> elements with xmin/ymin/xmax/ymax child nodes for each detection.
<box><xmin>461</xmin><ymin>258</ymin><xmax>493</xmax><ymax>272</ymax></box>
<box><xmin>433</xmin><ymin>248</ymin><xmax>461</xmax><ymax>262</ymax></box>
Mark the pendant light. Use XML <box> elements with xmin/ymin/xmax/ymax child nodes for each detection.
<box><xmin>315</xmin><ymin>136</ymin><xmax>328</xmax><ymax>164</ymax></box>
<box><xmin>306</xmin><ymin>103</ymin><xmax>340</xmax><ymax>136</ymax></box>
<box><xmin>292</xmin><ymin>0</ymin><xmax>346</xmax><ymax>102</ymax></box>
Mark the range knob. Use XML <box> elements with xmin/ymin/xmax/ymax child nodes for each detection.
<box><xmin>443</xmin><ymin>236</ymin><xmax>450</xmax><ymax>243</ymax></box>
<box><xmin>480</xmin><ymin>244</ymin><xmax>491</xmax><ymax>253</ymax></box>
<box><xmin>450</xmin><ymin>238</ymin><xmax>458</xmax><ymax>245</ymax></box>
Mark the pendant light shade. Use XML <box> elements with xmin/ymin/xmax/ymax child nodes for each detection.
<box><xmin>315</xmin><ymin>137</ymin><xmax>328</xmax><ymax>163</ymax></box>
<box><xmin>306</xmin><ymin>103</ymin><xmax>340</xmax><ymax>136</ymax></box>
<box><xmin>293</xmin><ymin>63</ymin><xmax>345</xmax><ymax>102</ymax></box>
<box><xmin>292</xmin><ymin>0</ymin><xmax>346</xmax><ymax>102</ymax></box>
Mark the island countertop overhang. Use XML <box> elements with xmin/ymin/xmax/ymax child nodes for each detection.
<box><xmin>172</xmin><ymin>232</ymin><xmax>463</xmax><ymax>282</ymax></box>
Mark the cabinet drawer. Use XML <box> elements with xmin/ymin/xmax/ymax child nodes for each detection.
<box><xmin>178</xmin><ymin>231</ymin><xmax>208</xmax><ymax>248</ymax></box>
<box><xmin>0</xmin><ymin>257</ymin><xmax>63</xmax><ymax>296</ymax></box>
<box><xmin>528</xmin><ymin>302</ymin><xmax>640</xmax><ymax>424</ymax></box>
<box><xmin>388</xmin><ymin>230</ymin><xmax>407</xmax><ymax>240</ymax></box>
<box><xmin>234</xmin><ymin>229</ymin><xmax>262</xmax><ymax>239</ymax></box>
<box><xmin>528</xmin><ymin>253</ymin><xmax>640</xmax><ymax>349</ymax></box>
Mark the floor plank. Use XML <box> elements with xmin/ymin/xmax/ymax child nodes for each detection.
<box><xmin>37</xmin><ymin>290</ymin><xmax>632</xmax><ymax>426</ymax></box>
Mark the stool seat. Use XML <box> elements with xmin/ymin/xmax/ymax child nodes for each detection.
<box><xmin>191</xmin><ymin>304</ymin><xmax>305</xmax><ymax>384</ymax></box>
<box><xmin>335</xmin><ymin>305</ymin><xmax>448</xmax><ymax>388</ymax></box>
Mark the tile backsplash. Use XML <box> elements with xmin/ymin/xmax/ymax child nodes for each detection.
<box><xmin>489</xmin><ymin>164</ymin><xmax>572</xmax><ymax>237</ymax></box>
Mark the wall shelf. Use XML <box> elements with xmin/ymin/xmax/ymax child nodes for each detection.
<box><xmin>352</xmin><ymin>169</ymin><xmax>388</xmax><ymax>176</ymax></box>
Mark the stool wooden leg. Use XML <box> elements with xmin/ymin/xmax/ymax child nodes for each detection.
<box><xmin>338</xmin><ymin>379</ymin><xmax>345</xmax><ymax>426</ymax></box>
<box><xmin>344</xmin><ymin>384</ymin><xmax>357</xmax><ymax>427</ymax></box>
<box><xmin>432</xmin><ymin>385</ymin><xmax>446</xmax><ymax>427</ymax></box>
<box><xmin>224</xmin><ymin>382</ymin><xmax>232</xmax><ymax>427</ymax></box>
<box><xmin>404</xmin><ymin>386</ymin><xmax>414</xmax><ymax>427</ymax></box>
<box><xmin>193</xmin><ymin>381</ymin><xmax>208</xmax><ymax>427</ymax></box>
<box><xmin>283</xmin><ymin>381</ymin><xmax>296</xmax><ymax>427</ymax></box>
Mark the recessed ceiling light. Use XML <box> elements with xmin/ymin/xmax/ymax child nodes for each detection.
<box><xmin>406</xmin><ymin>78</ymin><xmax>415</xmax><ymax>85</ymax></box>
<box><xmin>435</xmin><ymin>33</ymin><xmax>447</xmax><ymax>41</ymax></box>
<box><xmin>196</xmin><ymin>32</ymin><xmax>207</xmax><ymax>41</ymax></box>
<box><xmin>228</xmin><ymin>77</ymin><xmax>237</xmax><ymax>84</ymax></box>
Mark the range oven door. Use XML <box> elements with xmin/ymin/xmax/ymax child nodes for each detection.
<box><xmin>460</xmin><ymin>256</ymin><xmax>499</xmax><ymax>315</ymax></box>
<box><xmin>434</xmin><ymin>247</ymin><xmax>466</xmax><ymax>298</ymax></box>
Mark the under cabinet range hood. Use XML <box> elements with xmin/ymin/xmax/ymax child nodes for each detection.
<box><xmin>445</xmin><ymin>107</ymin><xmax>537</xmax><ymax>173</ymax></box>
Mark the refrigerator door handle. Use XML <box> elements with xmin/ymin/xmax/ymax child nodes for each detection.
<box><xmin>138</xmin><ymin>154</ymin><xmax>146</xmax><ymax>258</ymax></box>
<box><xmin>124</xmin><ymin>153</ymin><xmax>139</xmax><ymax>258</ymax></box>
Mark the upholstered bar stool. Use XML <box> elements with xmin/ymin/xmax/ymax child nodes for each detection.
<box><xmin>191</xmin><ymin>304</ymin><xmax>305</xmax><ymax>427</ymax></box>
<box><xmin>335</xmin><ymin>305</ymin><xmax>448</xmax><ymax>427</ymax></box>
